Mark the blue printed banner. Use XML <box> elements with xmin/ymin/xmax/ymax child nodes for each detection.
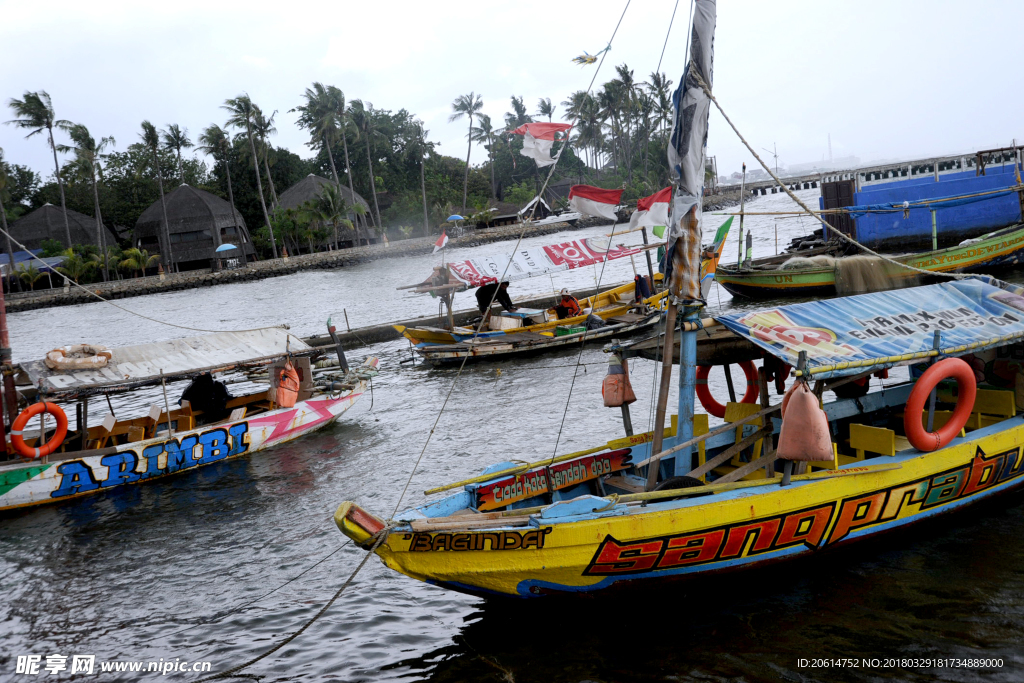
<box><xmin>716</xmin><ymin>278</ymin><xmax>1024</xmax><ymax>378</ymax></box>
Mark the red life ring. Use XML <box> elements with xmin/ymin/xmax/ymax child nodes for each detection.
<box><xmin>11</xmin><ymin>402</ymin><xmax>68</xmax><ymax>459</ymax></box>
<box><xmin>696</xmin><ymin>361</ymin><xmax>759</xmax><ymax>418</ymax></box>
<box><xmin>904</xmin><ymin>357</ymin><xmax>976</xmax><ymax>452</ymax></box>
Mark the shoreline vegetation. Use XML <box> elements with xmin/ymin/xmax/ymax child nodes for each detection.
<box><xmin>0</xmin><ymin>67</ymin><xmax>720</xmax><ymax>290</ymax></box>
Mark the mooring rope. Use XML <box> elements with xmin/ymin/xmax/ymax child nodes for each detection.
<box><xmin>690</xmin><ymin>70</ymin><xmax>990</xmax><ymax>282</ymax></box>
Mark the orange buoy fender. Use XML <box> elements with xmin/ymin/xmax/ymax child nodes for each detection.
<box><xmin>602</xmin><ymin>356</ymin><xmax>637</xmax><ymax>407</ymax></box>
<box><xmin>776</xmin><ymin>381</ymin><xmax>834</xmax><ymax>461</ymax></box>
<box><xmin>904</xmin><ymin>357</ymin><xmax>976</xmax><ymax>452</ymax></box>
<box><xmin>11</xmin><ymin>402</ymin><xmax>68</xmax><ymax>459</ymax></box>
<box><xmin>696</xmin><ymin>361</ymin><xmax>759</xmax><ymax>418</ymax></box>
<box><xmin>276</xmin><ymin>362</ymin><xmax>300</xmax><ymax>408</ymax></box>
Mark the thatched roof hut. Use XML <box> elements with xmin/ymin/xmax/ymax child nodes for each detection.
<box><xmin>277</xmin><ymin>174</ymin><xmax>377</xmax><ymax>247</ymax></box>
<box><xmin>134</xmin><ymin>185</ymin><xmax>254</xmax><ymax>270</ymax></box>
<box><xmin>7</xmin><ymin>203</ymin><xmax>118</xmax><ymax>251</ymax></box>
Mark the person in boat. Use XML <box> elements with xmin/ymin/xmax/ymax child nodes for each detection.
<box><xmin>475</xmin><ymin>281</ymin><xmax>517</xmax><ymax>316</ymax></box>
<box><xmin>555</xmin><ymin>288</ymin><xmax>582</xmax><ymax>319</ymax></box>
<box><xmin>179</xmin><ymin>372</ymin><xmax>233</xmax><ymax>423</ymax></box>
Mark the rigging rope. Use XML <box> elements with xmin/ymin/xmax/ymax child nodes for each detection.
<box><xmin>655</xmin><ymin>0</ymin><xmax>683</xmax><ymax>76</ymax></box>
<box><xmin>691</xmin><ymin>70</ymin><xmax>988</xmax><ymax>282</ymax></box>
<box><xmin>0</xmin><ymin>226</ymin><xmax>295</xmax><ymax>336</ymax></box>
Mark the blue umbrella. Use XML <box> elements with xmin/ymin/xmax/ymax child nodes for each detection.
<box><xmin>215</xmin><ymin>243</ymin><xmax>239</xmax><ymax>252</ymax></box>
<box><xmin>446</xmin><ymin>215</ymin><xmax>464</xmax><ymax>222</ymax></box>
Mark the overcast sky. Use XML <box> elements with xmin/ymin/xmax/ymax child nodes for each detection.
<box><xmin>2</xmin><ymin>0</ymin><xmax>1022</xmax><ymax>185</ymax></box>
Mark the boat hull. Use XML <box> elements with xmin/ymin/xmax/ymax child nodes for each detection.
<box><xmin>718</xmin><ymin>223</ymin><xmax>1024</xmax><ymax>299</ymax></box>
<box><xmin>366</xmin><ymin>418</ymin><xmax>1024</xmax><ymax>597</ymax></box>
<box><xmin>0</xmin><ymin>362</ymin><xmax>377</xmax><ymax>512</ymax></box>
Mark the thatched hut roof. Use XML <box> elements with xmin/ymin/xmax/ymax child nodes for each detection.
<box><xmin>8</xmin><ymin>203</ymin><xmax>118</xmax><ymax>251</ymax></box>
<box><xmin>134</xmin><ymin>185</ymin><xmax>254</xmax><ymax>267</ymax></box>
<box><xmin>278</xmin><ymin>174</ymin><xmax>370</xmax><ymax>216</ymax></box>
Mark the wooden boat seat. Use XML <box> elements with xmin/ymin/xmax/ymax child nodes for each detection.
<box><xmin>808</xmin><ymin>443</ymin><xmax>841</xmax><ymax>472</ymax></box>
<box><xmin>973</xmin><ymin>388</ymin><xmax>1016</xmax><ymax>428</ymax></box>
<box><xmin>607</xmin><ymin>313</ymin><xmax>646</xmax><ymax>325</ymax></box>
<box><xmin>724</xmin><ymin>402</ymin><xmax>763</xmax><ymax>466</ymax></box>
<box><xmin>226</xmin><ymin>390</ymin><xmax>269</xmax><ymax>409</ymax></box>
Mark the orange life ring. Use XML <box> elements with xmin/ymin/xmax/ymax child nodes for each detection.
<box><xmin>11</xmin><ymin>402</ymin><xmax>68</xmax><ymax>459</ymax></box>
<box><xmin>696</xmin><ymin>361</ymin><xmax>759</xmax><ymax>418</ymax></box>
<box><xmin>904</xmin><ymin>357</ymin><xmax>976</xmax><ymax>452</ymax></box>
<box><xmin>275</xmin><ymin>362</ymin><xmax>300</xmax><ymax>408</ymax></box>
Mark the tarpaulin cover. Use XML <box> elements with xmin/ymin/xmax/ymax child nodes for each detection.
<box><xmin>666</xmin><ymin>0</ymin><xmax>716</xmax><ymax>301</ymax></box>
<box><xmin>715</xmin><ymin>278</ymin><xmax>1024</xmax><ymax>379</ymax></box>
<box><xmin>446</xmin><ymin>236</ymin><xmax>640</xmax><ymax>288</ymax></box>
<box><xmin>24</xmin><ymin>327</ymin><xmax>310</xmax><ymax>397</ymax></box>
<box><xmin>845</xmin><ymin>189</ymin><xmax>1018</xmax><ymax>218</ymax></box>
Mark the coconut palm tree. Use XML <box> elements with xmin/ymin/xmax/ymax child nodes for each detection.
<box><xmin>119</xmin><ymin>247</ymin><xmax>160</xmax><ymax>278</ymax></box>
<box><xmin>347</xmin><ymin>99</ymin><xmax>383</xmax><ymax>232</ymax></box>
<box><xmin>449</xmin><ymin>92</ymin><xmax>483</xmax><ymax>214</ymax></box>
<box><xmin>140</xmin><ymin>120</ymin><xmax>174</xmax><ymax>270</ymax></box>
<box><xmin>0</xmin><ymin>149</ymin><xmax>20</xmax><ymax>292</ymax></box>
<box><xmin>56</xmin><ymin>123</ymin><xmax>115</xmax><ymax>280</ymax></box>
<box><xmin>5</xmin><ymin>91</ymin><xmax>73</xmax><ymax>247</ymax></box>
<box><xmin>504</xmin><ymin>95</ymin><xmax>532</xmax><ymax>130</ymax></box>
<box><xmin>253</xmin><ymin>107</ymin><xmax>279</xmax><ymax>210</ymax></box>
<box><xmin>536</xmin><ymin>98</ymin><xmax>556</xmax><ymax>122</ymax></box>
<box><xmin>195</xmin><ymin>124</ymin><xmax>237</xmax><ymax>259</ymax></box>
<box><xmin>470</xmin><ymin>114</ymin><xmax>498</xmax><ymax>199</ymax></box>
<box><xmin>412</xmin><ymin>120</ymin><xmax>431</xmax><ymax>235</ymax></box>
<box><xmin>161</xmin><ymin>124</ymin><xmax>193</xmax><ymax>182</ymax></box>
<box><xmin>57</xmin><ymin>251</ymin><xmax>96</xmax><ymax>283</ymax></box>
<box><xmin>303</xmin><ymin>183</ymin><xmax>348</xmax><ymax>250</ymax></box>
<box><xmin>223</xmin><ymin>94</ymin><xmax>278</xmax><ymax>259</ymax></box>
<box><xmin>17</xmin><ymin>263</ymin><xmax>45</xmax><ymax>290</ymax></box>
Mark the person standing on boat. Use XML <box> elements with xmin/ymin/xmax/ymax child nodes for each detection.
<box><xmin>475</xmin><ymin>280</ymin><xmax>517</xmax><ymax>316</ymax></box>
<box><xmin>555</xmin><ymin>288</ymin><xmax>582</xmax><ymax>319</ymax></box>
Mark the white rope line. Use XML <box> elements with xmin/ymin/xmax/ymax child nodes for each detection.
<box><xmin>0</xmin><ymin>225</ymin><xmax>291</xmax><ymax>335</ymax></box>
<box><xmin>692</xmin><ymin>71</ymin><xmax>988</xmax><ymax>282</ymax></box>
<box><xmin>391</xmin><ymin>0</ymin><xmax>633</xmax><ymax>518</ymax></box>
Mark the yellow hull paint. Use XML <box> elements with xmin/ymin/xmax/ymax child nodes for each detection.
<box><xmin>365</xmin><ymin>421</ymin><xmax>1024</xmax><ymax>597</ymax></box>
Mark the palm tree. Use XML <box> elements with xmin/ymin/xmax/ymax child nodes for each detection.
<box><xmin>17</xmin><ymin>263</ymin><xmax>45</xmax><ymax>290</ymax></box>
<box><xmin>119</xmin><ymin>247</ymin><xmax>160</xmax><ymax>278</ymax></box>
<box><xmin>536</xmin><ymin>98</ymin><xmax>556</xmax><ymax>122</ymax></box>
<box><xmin>303</xmin><ymin>183</ymin><xmax>348</xmax><ymax>250</ymax></box>
<box><xmin>470</xmin><ymin>114</ymin><xmax>498</xmax><ymax>199</ymax></box>
<box><xmin>161</xmin><ymin>124</ymin><xmax>193</xmax><ymax>182</ymax></box>
<box><xmin>223</xmin><ymin>94</ymin><xmax>278</xmax><ymax>258</ymax></box>
<box><xmin>347</xmin><ymin>99</ymin><xmax>383</xmax><ymax>233</ymax></box>
<box><xmin>253</xmin><ymin>107</ymin><xmax>279</xmax><ymax>210</ymax></box>
<box><xmin>5</xmin><ymin>91</ymin><xmax>73</xmax><ymax>247</ymax></box>
<box><xmin>449</xmin><ymin>92</ymin><xmax>483</xmax><ymax>214</ymax></box>
<box><xmin>57</xmin><ymin>251</ymin><xmax>96</xmax><ymax>283</ymax></box>
<box><xmin>140</xmin><ymin>120</ymin><xmax>175</xmax><ymax>270</ymax></box>
<box><xmin>196</xmin><ymin>124</ymin><xmax>237</xmax><ymax>261</ymax></box>
<box><xmin>0</xmin><ymin>149</ymin><xmax>20</xmax><ymax>292</ymax></box>
<box><xmin>292</xmin><ymin>82</ymin><xmax>365</xmax><ymax>247</ymax></box>
<box><xmin>56</xmin><ymin>123</ymin><xmax>115</xmax><ymax>281</ymax></box>
<box><xmin>410</xmin><ymin>120</ymin><xmax>431</xmax><ymax>235</ymax></box>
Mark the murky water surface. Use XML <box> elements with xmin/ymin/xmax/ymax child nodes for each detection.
<box><xmin>2</xmin><ymin>191</ymin><xmax>1023</xmax><ymax>681</ymax></box>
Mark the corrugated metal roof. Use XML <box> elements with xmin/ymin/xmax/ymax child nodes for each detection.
<box><xmin>23</xmin><ymin>327</ymin><xmax>311</xmax><ymax>398</ymax></box>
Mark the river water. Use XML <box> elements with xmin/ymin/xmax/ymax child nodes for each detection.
<box><xmin>2</xmin><ymin>189</ymin><xmax>1022</xmax><ymax>682</ymax></box>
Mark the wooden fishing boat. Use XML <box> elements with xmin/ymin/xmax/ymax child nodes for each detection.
<box><xmin>716</xmin><ymin>222</ymin><xmax>1024</xmax><ymax>299</ymax></box>
<box><xmin>396</xmin><ymin>234</ymin><xmax>668</xmax><ymax>363</ymax></box>
<box><xmin>0</xmin><ymin>328</ymin><xmax>378</xmax><ymax>512</ymax></box>
<box><xmin>335</xmin><ymin>275</ymin><xmax>1024</xmax><ymax>597</ymax></box>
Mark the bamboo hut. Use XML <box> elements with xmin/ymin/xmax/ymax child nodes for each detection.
<box><xmin>134</xmin><ymin>185</ymin><xmax>254</xmax><ymax>270</ymax></box>
<box><xmin>7</xmin><ymin>203</ymin><xmax>118</xmax><ymax>251</ymax></box>
<box><xmin>277</xmin><ymin>175</ymin><xmax>377</xmax><ymax>248</ymax></box>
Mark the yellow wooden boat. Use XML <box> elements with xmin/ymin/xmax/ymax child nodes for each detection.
<box><xmin>337</xmin><ymin>275</ymin><xmax>1024</xmax><ymax>597</ymax></box>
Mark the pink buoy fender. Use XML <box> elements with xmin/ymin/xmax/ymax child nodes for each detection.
<box><xmin>904</xmin><ymin>357</ymin><xmax>976</xmax><ymax>452</ymax></box>
<box><xmin>602</xmin><ymin>355</ymin><xmax>637</xmax><ymax>408</ymax></box>
<box><xmin>776</xmin><ymin>381</ymin><xmax>834</xmax><ymax>462</ymax></box>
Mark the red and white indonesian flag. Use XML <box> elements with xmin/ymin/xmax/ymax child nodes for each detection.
<box><xmin>433</xmin><ymin>230</ymin><xmax>448</xmax><ymax>253</ymax></box>
<box><xmin>446</xmin><ymin>237</ymin><xmax>641</xmax><ymax>288</ymax></box>
<box><xmin>568</xmin><ymin>185</ymin><xmax>624</xmax><ymax>221</ymax></box>
<box><xmin>629</xmin><ymin>187</ymin><xmax>671</xmax><ymax>230</ymax></box>
<box><xmin>511</xmin><ymin>122</ymin><xmax>572</xmax><ymax>167</ymax></box>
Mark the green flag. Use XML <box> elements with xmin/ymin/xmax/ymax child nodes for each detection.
<box><xmin>652</xmin><ymin>225</ymin><xmax>667</xmax><ymax>238</ymax></box>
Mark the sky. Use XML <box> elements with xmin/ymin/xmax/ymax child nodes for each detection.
<box><xmin>2</xmin><ymin>0</ymin><xmax>1022</xmax><ymax>185</ymax></box>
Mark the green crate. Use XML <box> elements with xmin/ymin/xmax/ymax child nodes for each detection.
<box><xmin>555</xmin><ymin>325</ymin><xmax>586</xmax><ymax>336</ymax></box>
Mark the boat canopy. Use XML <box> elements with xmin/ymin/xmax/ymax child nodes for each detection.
<box><xmin>715</xmin><ymin>276</ymin><xmax>1024</xmax><ymax>379</ymax></box>
<box><xmin>22</xmin><ymin>327</ymin><xmax>313</xmax><ymax>399</ymax></box>
<box><xmin>413</xmin><ymin>236</ymin><xmax>642</xmax><ymax>291</ymax></box>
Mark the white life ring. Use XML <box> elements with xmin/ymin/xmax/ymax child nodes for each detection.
<box><xmin>44</xmin><ymin>344</ymin><xmax>113</xmax><ymax>371</ymax></box>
